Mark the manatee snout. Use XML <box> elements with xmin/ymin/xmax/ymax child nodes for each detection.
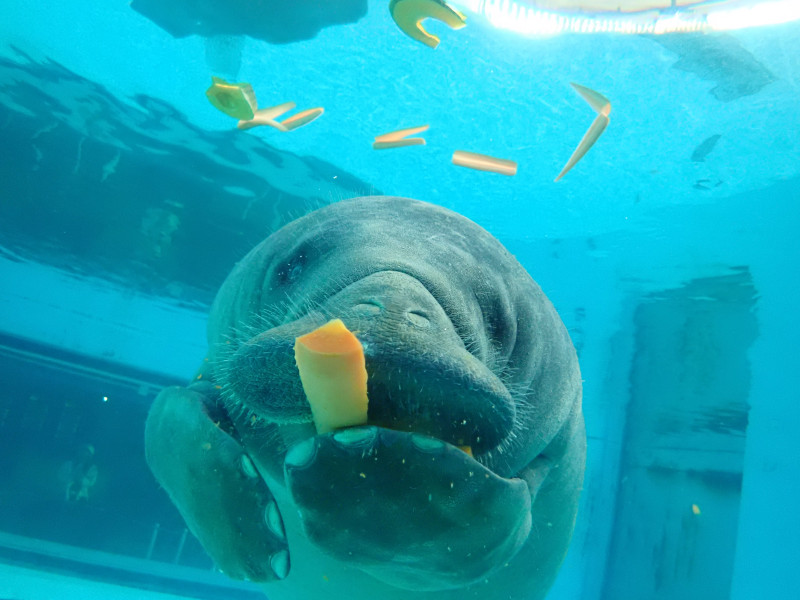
<box><xmin>222</xmin><ymin>271</ymin><xmax>515</xmax><ymax>453</ymax></box>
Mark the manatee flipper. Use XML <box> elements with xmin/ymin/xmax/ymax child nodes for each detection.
<box><xmin>145</xmin><ymin>382</ymin><xmax>289</xmax><ymax>581</ymax></box>
<box><xmin>284</xmin><ymin>426</ymin><xmax>531</xmax><ymax>591</ymax></box>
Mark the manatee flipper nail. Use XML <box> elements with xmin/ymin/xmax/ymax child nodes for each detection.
<box><xmin>145</xmin><ymin>385</ymin><xmax>288</xmax><ymax>582</ymax></box>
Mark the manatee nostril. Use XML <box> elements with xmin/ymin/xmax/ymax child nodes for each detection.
<box><xmin>406</xmin><ymin>310</ymin><xmax>431</xmax><ymax>328</ymax></box>
<box><xmin>353</xmin><ymin>301</ymin><xmax>382</xmax><ymax>316</ymax></box>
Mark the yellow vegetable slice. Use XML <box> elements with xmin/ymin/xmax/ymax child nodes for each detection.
<box><xmin>294</xmin><ymin>319</ymin><xmax>369</xmax><ymax>434</ymax></box>
<box><xmin>389</xmin><ymin>0</ymin><xmax>467</xmax><ymax>49</ymax></box>
<box><xmin>555</xmin><ymin>82</ymin><xmax>612</xmax><ymax>181</ymax></box>
<box><xmin>205</xmin><ymin>76</ymin><xmax>257</xmax><ymax>120</ymax></box>
<box><xmin>255</xmin><ymin>101</ymin><xmax>297</xmax><ymax>121</ymax></box>
<box><xmin>281</xmin><ymin>107</ymin><xmax>325</xmax><ymax>131</ymax></box>
<box><xmin>373</xmin><ymin>124</ymin><xmax>429</xmax><ymax>149</ymax></box>
<box><xmin>375</xmin><ymin>124</ymin><xmax>430</xmax><ymax>142</ymax></box>
<box><xmin>373</xmin><ymin>138</ymin><xmax>426</xmax><ymax>150</ymax></box>
<box><xmin>570</xmin><ymin>82</ymin><xmax>612</xmax><ymax>117</ymax></box>
<box><xmin>238</xmin><ymin>104</ymin><xmax>323</xmax><ymax>132</ymax></box>
<box><xmin>452</xmin><ymin>150</ymin><xmax>518</xmax><ymax>176</ymax></box>
<box><xmin>554</xmin><ymin>113</ymin><xmax>609</xmax><ymax>181</ymax></box>
<box><xmin>237</xmin><ymin>109</ymin><xmax>290</xmax><ymax>132</ymax></box>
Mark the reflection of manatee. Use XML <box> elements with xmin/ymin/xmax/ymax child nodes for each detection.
<box><xmin>130</xmin><ymin>0</ymin><xmax>367</xmax><ymax>44</ymax></box>
<box><xmin>145</xmin><ymin>196</ymin><xmax>585</xmax><ymax>600</ymax></box>
<box><xmin>646</xmin><ymin>33</ymin><xmax>775</xmax><ymax>102</ymax></box>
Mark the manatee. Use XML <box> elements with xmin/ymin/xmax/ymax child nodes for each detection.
<box><xmin>145</xmin><ymin>196</ymin><xmax>585</xmax><ymax>600</ymax></box>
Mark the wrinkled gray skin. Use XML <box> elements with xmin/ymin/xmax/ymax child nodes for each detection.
<box><xmin>145</xmin><ymin>196</ymin><xmax>585</xmax><ymax>600</ymax></box>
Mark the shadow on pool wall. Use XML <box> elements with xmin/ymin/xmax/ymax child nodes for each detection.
<box><xmin>603</xmin><ymin>268</ymin><xmax>756</xmax><ymax>599</ymax></box>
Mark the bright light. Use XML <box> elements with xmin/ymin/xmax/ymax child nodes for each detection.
<box><xmin>707</xmin><ymin>0</ymin><xmax>800</xmax><ymax>30</ymax></box>
<box><xmin>450</xmin><ymin>0</ymin><xmax>800</xmax><ymax>34</ymax></box>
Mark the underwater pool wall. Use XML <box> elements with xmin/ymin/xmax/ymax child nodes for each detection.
<box><xmin>505</xmin><ymin>234</ymin><xmax>636</xmax><ymax>600</ymax></box>
<box><xmin>605</xmin><ymin>270</ymin><xmax>755</xmax><ymax>599</ymax></box>
<box><xmin>588</xmin><ymin>180</ymin><xmax>800</xmax><ymax>600</ymax></box>
<box><xmin>0</xmin><ymin>255</ymin><xmax>206</xmax><ymax>381</ymax></box>
<box><xmin>729</xmin><ymin>209</ymin><xmax>800</xmax><ymax>600</ymax></box>
<box><xmin>521</xmin><ymin>176</ymin><xmax>800</xmax><ymax>600</ymax></box>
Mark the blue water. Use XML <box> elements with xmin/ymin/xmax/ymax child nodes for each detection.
<box><xmin>0</xmin><ymin>0</ymin><xmax>798</xmax><ymax>598</ymax></box>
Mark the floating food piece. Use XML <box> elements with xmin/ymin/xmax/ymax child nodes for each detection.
<box><xmin>238</xmin><ymin>104</ymin><xmax>323</xmax><ymax>132</ymax></box>
<box><xmin>255</xmin><ymin>101</ymin><xmax>297</xmax><ymax>121</ymax></box>
<box><xmin>692</xmin><ymin>503</ymin><xmax>701</xmax><ymax>515</ymax></box>
<box><xmin>554</xmin><ymin>114</ymin><xmax>609</xmax><ymax>182</ymax></box>
<box><xmin>294</xmin><ymin>319</ymin><xmax>369</xmax><ymax>434</ymax></box>
<box><xmin>237</xmin><ymin>106</ymin><xmax>291</xmax><ymax>132</ymax></box>
<box><xmin>555</xmin><ymin>82</ymin><xmax>612</xmax><ymax>182</ymax></box>
<box><xmin>373</xmin><ymin>138</ymin><xmax>426</xmax><ymax>150</ymax></box>
<box><xmin>376</xmin><ymin>124</ymin><xmax>430</xmax><ymax>141</ymax></box>
<box><xmin>373</xmin><ymin>124</ymin><xmax>429</xmax><ymax>150</ymax></box>
<box><xmin>205</xmin><ymin>76</ymin><xmax>257</xmax><ymax>120</ymax></box>
<box><xmin>570</xmin><ymin>82</ymin><xmax>611</xmax><ymax>117</ymax></box>
<box><xmin>282</xmin><ymin>107</ymin><xmax>325</xmax><ymax>131</ymax></box>
<box><xmin>389</xmin><ymin>0</ymin><xmax>467</xmax><ymax>49</ymax></box>
<box><xmin>458</xmin><ymin>445</ymin><xmax>473</xmax><ymax>457</ymax></box>
<box><xmin>452</xmin><ymin>150</ymin><xmax>518</xmax><ymax>176</ymax></box>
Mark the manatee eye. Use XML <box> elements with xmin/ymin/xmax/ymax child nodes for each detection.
<box><xmin>289</xmin><ymin>262</ymin><xmax>303</xmax><ymax>280</ymax></box>
<box><xmin>276</xmin><ymin>254</ymin><xmax>306</xmax><ymax>285</ymax></box>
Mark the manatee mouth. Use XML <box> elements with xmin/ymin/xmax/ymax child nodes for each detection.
<box><xmin>221</xmin><ymin>322</ymin><xmax>515</xmax><ymax>460</ymax></box>
<box><xmin>221</xmin><ymin>268</ymin><xmax>517</xmax><ymax>464</ymax></box>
